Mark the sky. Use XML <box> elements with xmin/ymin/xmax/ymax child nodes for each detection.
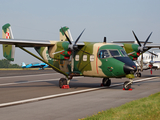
<box><xmin>0</xmin><ymin>0</ymin><xmax>160</xmax><ymax>65</ymax></box>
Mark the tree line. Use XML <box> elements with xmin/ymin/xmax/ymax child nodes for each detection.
<box><xmin>0</xmin><ymin>59</ymin><xmax>21</xmax><ymax>68</ymax></box>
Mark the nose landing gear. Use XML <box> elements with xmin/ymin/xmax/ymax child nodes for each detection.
<box><xmin>123</xmin><ymin>79</ymin><xmax>133</xmax><ymax>90</ymax></box>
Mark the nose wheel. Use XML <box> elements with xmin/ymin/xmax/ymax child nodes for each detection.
<box><xmin>123</xmin><ymin>79</ymin><xmax>133</xmax><ymax>90</ymax></box>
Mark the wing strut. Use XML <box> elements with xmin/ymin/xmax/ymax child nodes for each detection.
<box><xmin>17</xmin><ymin>45</ymin><xmax>68</xmax><ymax>78</ymax></box>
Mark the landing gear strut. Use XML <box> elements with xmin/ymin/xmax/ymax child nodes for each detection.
<box><xmin>123</xmin><ymin>79</ymin><xmax>133</xmax><ymax>90</ymax></box>
<box><xmin>102</xmin><ymin>78</ymin><xmax>111</xmax><ymax>86</ymax></box>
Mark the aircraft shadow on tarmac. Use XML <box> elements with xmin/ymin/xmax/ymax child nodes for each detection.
<box><xmin>1</xmin><ymin>76</ymin><xmax>160</xmax><ymax>90</ymax></box>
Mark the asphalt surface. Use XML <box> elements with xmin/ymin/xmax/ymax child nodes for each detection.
<box><xmin>0</xmin><ymin>70</ymin><xmax>160</xmax><ymax>120</ymax></box>
<box><xmin>0</xmin><ymin>69</ymin><xmax>55</xmax><ymax>77</ymax></box>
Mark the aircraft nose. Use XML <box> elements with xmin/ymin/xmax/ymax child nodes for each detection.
<box><xmin>123</xmin><ymin>64</ymin><xmax>137</xmax><ymax>74</ymax></box>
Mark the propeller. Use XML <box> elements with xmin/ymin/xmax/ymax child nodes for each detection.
<box><xmin>132</xmin><ymin>31</ymin><xmax>153</xmax><ymax>71</ymax></box>
<box><xmin>61</xmin><ymin>27</ymin><xmax>85</xmax><ymax>50</ymax></box>
<box><xmin>61</xmin><ymin>27</ymin><xmax>87</xmax><ymax>72</ymax></box>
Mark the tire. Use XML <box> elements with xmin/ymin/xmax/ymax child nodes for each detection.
<box><xmin>136</xmin><ymin>73</ymin><xmax>141</xmax><ymax>77</ymax></box>
<box><xmin>63</xmin><ymin>79</ymin><xmax>67</xmax><ymax>85</ymax></box>
<box><xmin>123</xmin><ymin>81</ymin><xmax>131</xmax><ymax>90</ymax></box>
<box><xmin>59</xmin><ymin>79</ymin><xmax>63</xmax><ymax>88</ymax></box>
<box><xmin>138</xmin><ymin>73</ymin><xmax>141</xmax><ymax>77</ymax></box>
<box><xmin>59</xmin><ymin>78</ymin><xmax>67</xmax><ymax>88</ymax></box>
<box><xmin>102</xmin><ymin>78</ymin><xmax>111</xmax><ymax>86</ymax></box>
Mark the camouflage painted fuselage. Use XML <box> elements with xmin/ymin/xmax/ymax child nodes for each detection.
<box><xmin>35</xmin><ymin>41</ymin><xmax>136</xmax><ymax>78</ymax></box>
<box><xmin>1</xmin><ymin>24</ymin><xmax>137</xmax><ymax>79</ymax></box>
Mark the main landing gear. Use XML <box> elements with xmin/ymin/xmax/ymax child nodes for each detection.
<box><xmin>135</xmin><ymin>70</ymin><xmax>141</xmax><ymax>77</ymax></box>
<box><xmin>102</xmin><ymin>78</ymin><xmax>111</xmax><ymax>86</ymax></box>
<box><xmin>59</xmin><ymin>78</ymin><xmax>70</xmax><ymax>88</ymax></box>
<box><xmin>123</xmin><ymin>79</ymin><xmax>133</xmax><ymax>90</ymax></box>
<box><xmin>135</xmin><ymin>72</ymin><xmax>141</xmax><ymax>77</ymax></box>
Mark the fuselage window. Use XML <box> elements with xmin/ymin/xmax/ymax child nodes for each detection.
<box><xmin>109</xmin><ymin>50</ymin><xmax>121</xmax><ymax>57</ymax></box>
<box><xmin>99</xmin><ymin>50</ymin><xmax>110</xmax><ymax>58</ymax></box>
<box><xmin>120</xmin><ymin>49</ymin><xmax>128</xmax><ymax>57</ymax></box>
<box><xmin>75</xmin><ymin>55</ymin><xmax>79</xmax><ymax>61</ymax></box>
<box><xmin>83</xmin><ymin>55</ymin><xmax>87</xmax><ymax>61</ymax></box>
<box><xmin>90</xmin><ymin>55</ymin><xmax>94</xmax><ymax>61</ymax></box>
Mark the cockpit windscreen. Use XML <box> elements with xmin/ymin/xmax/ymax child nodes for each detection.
<box><xmin>109</xmin><ymin>50</ymin><xmax>121</xmax><ymax>57</ymax></box>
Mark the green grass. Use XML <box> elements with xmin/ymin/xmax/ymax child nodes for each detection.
<box><xmin>80</xmin><ymin>92</ymin><xmax>160</xmax><ymax>120</ymax></box>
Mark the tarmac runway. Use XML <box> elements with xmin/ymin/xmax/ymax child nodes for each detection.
<box><xmin>0</xmin><ymin>70</ymin><xmax>160</xmax><ymax>120</ymax></box>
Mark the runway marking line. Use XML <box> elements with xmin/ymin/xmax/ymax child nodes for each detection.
<box><xmin>0</xmin><ymin>76</ymin><xmax>159</xmax><ymax>108</ymax></box>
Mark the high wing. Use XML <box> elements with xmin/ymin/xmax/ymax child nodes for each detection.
<box><xmin>144</xmin><ymin>44</ymin><xmax>160</xmax><ymax>49</ymax></box>
<box><xmin>0</xmin><ymin>38</ymin><xmax>54</xmax><ymax>47</ymax></box>
<box><xmin>112</xmin><ymin>40</ymin><xmax>152</xmax><ymax>44</ymax></box>
<box><xmin>0</xmin><ymin>38</ymin><xmax>85</xmax><ymax>47</ymax></box>
<box><xmin>112</xmin><ymin>41</ymin><xmax>160</xmax><ymax>49</ymax></box>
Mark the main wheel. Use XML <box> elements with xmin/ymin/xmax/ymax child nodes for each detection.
<box><xmin>59</xmin><ymin>78</ymin><xmax>67</xmax><ymax>88</ymax></box>
<box><xmin>123</xmin><ymin>81</ymin><xmax>131</xmax><ymax>90</ymax></box>
<box><xmin>102</xmin><ymin>78</ymin><xmax>111</xmax><ymax>86</ymax></box>
<box><xmin>138</xmin><ymin>73</ymin><xmax>141</xmax><ymax>77</ymax></box>
<box><xmin>136</xmin><ymin>73</ymin><xmax>141</xmax><ymax>77</ymax></box>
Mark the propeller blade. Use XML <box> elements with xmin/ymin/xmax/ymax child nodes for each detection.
<box><xmin>75</xmin><ymin>29</ymin><xmax>85</xmax><ymax>44</ymax></box>
<box><xmin>148</xmin><ymin>51</ymin><xmax>157</xmax><ymax>56</ymax></box>
<box><xmin>78</xmin><ymin>48</ymin><xmax>92</xmax><ymax>55</ymax></box>
<box><xmin>143</xmin><ymin>32</ymin><xmax>152</xmax><ymax>46</ymax></box>
<box><xmin>71</xmin><ymin>51</ymin><xmax>74</xmax><ymax>72</ymax></box>
<box><xmin>61</xmin><ymin>27</ymin><xmax>72</xmax><ymax>44</ymax></box>
<box><xmin>132</xmin><ymin>31</ymin><xmax>141</xmax><ymax>47</ymax></box>
<box><xmin>141</xmin><ymin>53</ymin><xmax>143</xmax><ymax>71</ymax></box>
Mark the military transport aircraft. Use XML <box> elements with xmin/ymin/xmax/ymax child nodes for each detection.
<box><xmin>22</xmin><ymin>62</ymin><xmax>49</xmax><ymax>70</ymax></box>
<box><xmin>0</xmin><ymin>23</ymin><xmax>159</xmax><ymax>90</ymax></box>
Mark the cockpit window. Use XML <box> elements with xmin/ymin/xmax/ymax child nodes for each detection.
<box><xmin>99</xmin><ymin>50</ymin><xmax>110</xmax><ymax>58</ymax></box>
<box><xmin>109</xmin><ymin>50</ymin><xmax>121</xmax><ymax>57</ymax></box>
<box><xmin>120</xmin><ymin>49</ymin><xmax>128</xmax><ymax>57</ymax></box>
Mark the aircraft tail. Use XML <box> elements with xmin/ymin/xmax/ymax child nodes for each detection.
<box><xmin>21</xmin><ymin>62</ymin><xmax>26</xmax><ymax>68</ymax></box>
<box><xmin>2</xmin><ymin>23</ymin><xmax>15</xmax><ymax>61</ymax></box>
<box><xmin>59</xmin><ymin>26</ymin><xmax>73</xmax><ymax>42</ymax></box>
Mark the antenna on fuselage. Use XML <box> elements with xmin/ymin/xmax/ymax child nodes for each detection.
<box><xmin>103</xmin><ymin>37</ymin><xmax>106</xmax><ymax>43</ymax></box>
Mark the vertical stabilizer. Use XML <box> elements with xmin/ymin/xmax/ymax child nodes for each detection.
<box><xmin>2</xmin><ymin>23</ymin><xmax>15</xmax><ymax>61</ymax></box>
<box><xmin>59</xmin><ymin>26</ymin><xmax>73</xmax><ymax>41</ymax></box>
<box><xmin>21</xmin><ymin>62</ymin><xmax>26</xmax><ymax>68</ymax></box>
